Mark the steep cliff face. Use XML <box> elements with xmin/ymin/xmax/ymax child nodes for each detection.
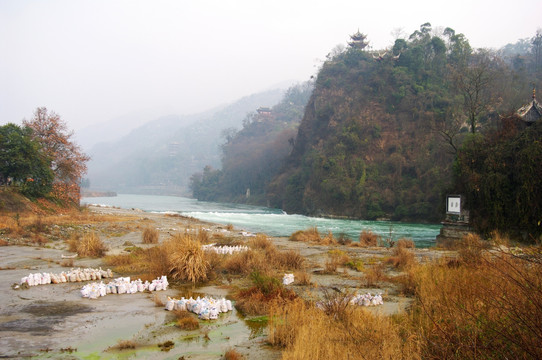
<box><xmin>268</xmin><ymin>48</ymin><xmax>455</xmax><ymax>222</ymax></box>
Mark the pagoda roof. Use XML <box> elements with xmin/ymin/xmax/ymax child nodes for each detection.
<box><xmin>350</xmin><ymin>31</ymin><xmax>367</xmax><ymax>41</ymax></box>
<box><xmin>517</xmin><ymin>90</ymin><xmax>542</xmax><ymax>123</ymax></box>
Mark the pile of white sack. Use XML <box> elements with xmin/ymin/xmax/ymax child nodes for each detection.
<box><xmin>165</xmin><ymin>296</ymin><xmax>233</xmax><ymax>320</ymax></box>
<box><xmin>81</xmin><ymin>276</ymin><xmax>169</xmax><ymax>299</ymax></box>
<box><xmin>202</xmin><ymin>244</ymin><xmax>248</xmax><ymax>254</ymax></box>
<box><xmin>20</xmin><ymin>267</ymin><xmax>114</xmax><ymax>286</ymax></box>
<box><xmin>316</xmin><ymin>292</ymin><xmax>383</xmax><ymax>310</ymax></box>
<box><xmin>282</xmin><ymin>273</ymin><xmax>294</xmax><ymax>285</ymax></box>
<box><xmin>349</xmin><ymin>293</ymin><xmax>384</xmax><ymax>306</ymax></box>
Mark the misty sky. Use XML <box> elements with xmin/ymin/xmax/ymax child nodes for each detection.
<box><xmin>1</xmin><ymin>0</ymin><xmax>541</xmax><ymax>133</ymax></box>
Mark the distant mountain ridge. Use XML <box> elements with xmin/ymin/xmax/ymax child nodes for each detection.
<box><xmin>86</xmin><ymin>88</ymin><xmax>286</xmax><ymax>194</ymax></box>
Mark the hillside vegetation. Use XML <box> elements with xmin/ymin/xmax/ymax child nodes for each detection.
<box><xmin>190</xmin><ymin>83</ymin><xmax>313</xmax><ymax>204</ymax></box>
<box><xmin>192</xmin><ymin>24</ymin><xmax>542</xmax><ymax>227</ymax></box>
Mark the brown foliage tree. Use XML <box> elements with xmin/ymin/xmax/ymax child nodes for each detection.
<box><xmin>23</xmin><ymin>107</ymin><xmax>90</xmax><ymax>202</ymax></box>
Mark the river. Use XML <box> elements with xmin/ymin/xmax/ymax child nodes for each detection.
<box><xmin>82</xmin><ymin>194</ymin><xmax>441</xmax><ymax>248</ymax></box>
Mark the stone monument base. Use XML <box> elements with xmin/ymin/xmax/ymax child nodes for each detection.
<box><xmin>436</xmin><ymin>221</ymin><xmax>474</xmax><ymax>247</ymax></box>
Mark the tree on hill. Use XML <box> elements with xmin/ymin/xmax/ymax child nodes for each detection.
<box><xmin>0</xmin><ymin>123</ymin><xmax>54</xmax><ymax>198</ymax></box>
<box><xmin>23</xmin><ymin>107</ymin><xmax>90</xmax><ymax>203</ymax></box>
<box><xmin>451</xmin><ymin>50</ymin><xmax>496</xmax><ymax>134</ymax></box>
<box><xmin>454</xmin><ymin>116</ymin><xmax>542</xmax><ymax>240</ymax></box>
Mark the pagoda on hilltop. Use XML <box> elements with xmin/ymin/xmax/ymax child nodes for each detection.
<box><xmin>348</xmin><ymin>30</ymin><xmax>369</xmax><ymax>50</ymax></box>
<box><xmin>517</xmin><ymin>88</ymin><xmax>542</xmax><ymax>124</ymax></box>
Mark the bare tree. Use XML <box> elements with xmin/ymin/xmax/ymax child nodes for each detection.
<box><xmin>452</xmin><ymin>51</ymin><xmax>494</xmax><ymax>134</ymax></box>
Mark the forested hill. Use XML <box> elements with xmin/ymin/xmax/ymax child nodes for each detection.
<box><xmin>269</xmin><ymin>25</ymin><xmax>540</xmax><ymax>222</ymax></box>
<box><xmin>192</xmin><ymin>24</ymin><xmax>542</xmax><ymax>223</ymax></box>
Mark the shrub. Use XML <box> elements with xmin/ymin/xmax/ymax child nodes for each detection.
<box><xmin>167</xmin><ymin>233</ymin><xmax>209</xmax><ymax>284</ymax></box>
<box><xmin>396</xmin><ymin>238</ymin><xmax>415</xmax><ymax>248</ymax></box>
<box><xmin>224</xmin><ymin>348</ymin><xmax>243</xmax><ymax>360</ymax></box>
<box><xmin>294</xmin><ymin>270</ymin><xmax>312</xmax><ymax>286</ymax></box>
<box><xmin>67</xmin><ymin>232</ymin><xmax>107</xmax><ymax>257</ymax></box>
<box><xmin>249</xmin><ymin>234</ymin><xmax>274</xmax><ymax>251</ymax></box>
<box><xmin>337</xmin><ymin>234</ymin><xmax>352</xmax><ymax>245</ymax></box>
<box><xmin>144</xmin><ymin>246</ymin><xmax>171</xmax><ymax>278</ymax></box>
<box><xmin>235</xmin><ymin>271</ymin><xmax>297</xmax><ymax>315</ymax></box>
<box><xmin>142</xmin><ymin>227</ymin><xmax>159</xmax><ymax>244</ymax></box>
<box><xmin>223</xmin><ymin>250</ymin><xmax>267</xmax><ymax>275</ymax></box>
<box><xmin>387</xmin><ymin>240</ymin><xmax>417</xmax><ymax>269</ymax></box>
<box><xmin>175</xmin><ymin>311</ymin><xmax>199</xmax><ymax>330</ymax></box>
<box><xmin>358</xmin><ymin>230</ymin><xmax>379</xmax><ymax>247</ymax></box>
<box><xmin>456</xmin><ymin>233</ymin><xmax>485</xmax><ymax>266</ymax></box>
<box><xmin>324</xmin><ymin>249</ymin><xmax>349</xmax><ymax>273</ymax></box>
<box><xmin>272</xmin><ymin>250</ymin><xmax>305</xmax><ymax>270</ymax></box>
<box><xmin>363</xmin><ymin>263</ymin><xmax>386</xmax><ymax>287</ymax></box>
<box><xmin>320</xmin><ymin>231</ymin><xmax>337</xmax><ymax>245</ymax></box>
<box><xmin>345</xmin><ymin>259</ymin><xmax>364</xmax><ymax>272</ymax></box>
<box><xmin>317</xmin><ymin>288</ymin><xmax>353</xmax><ymax>320</ymax></box>
<box><xmin>289</xmin><ymin>227</ymin><xmax>321</xmax><ymax>242</ymax></box>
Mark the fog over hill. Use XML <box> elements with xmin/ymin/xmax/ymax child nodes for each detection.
<box><xmin>85</xmin><ymin>88</ymin><xmax>286</xmax><ymax>195</ymax></box>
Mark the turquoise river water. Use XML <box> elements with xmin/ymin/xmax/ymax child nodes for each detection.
<box><xmin>82</xmin><ymin>194</ymin><xmax>441</xmax><ymax>248</ymax></box>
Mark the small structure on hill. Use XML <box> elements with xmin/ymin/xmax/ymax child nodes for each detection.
<box><xmin>257</xmin><ymin>107</ymin><xmax>272</xmax><ymax>116</ymax></box>
<box><xmin>517</xmin><ymin>88</ymin><xmax>542</xmax><ymax>124</ymax></box>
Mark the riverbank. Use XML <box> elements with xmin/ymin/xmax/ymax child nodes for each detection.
<box><xmin>0</xmin><ymin>205</ymin><xmax>454</xmax><ymax>359</ymax></box>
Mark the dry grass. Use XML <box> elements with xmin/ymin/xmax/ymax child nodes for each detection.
<box><xmin>294</xmin><ymin>270</ymin><xmax>312</xmax><ymax>286</ymax></box>
<box><xmin>363</xmin><ymin>263</ymin><xmax>386</xmax><ymax>287</ymax></box>
<box><xmin>142</xmin><ymin>227</ymin><xmax>159</xmax><ymax>244</ymax></box>
<box><xmin>336</xmin><ymin>233</ymin><xmax>352</xmax><ymax>245</ymax></box>
<box><xmin>249</xmin><ymin>234</ymin><xmax>274</xmax><ymax>251</ymax></box>
<box><xmin>410</xmin><ymin>244</ymin><xmax>542</xmax><ymax>359</ymax></box>
<box><xmin>387</xmin><ymin>239</ymin><xmax>417</xmax><ymax>269</ymax></box>
<box><xmin>223</xmin><ymin>249</ymin><xmax>268</xmax><ymax>275</ymax></box>
<box><xmin>115</xmin><ymin>340</ymin><xmax>137</xmax><ymax>350</ymax></box>
<box><xmin>396</xmin><ymin>238</ymin><xmax>415</xmax><ymax>248</ymax></box>
<box><xmin>358</xmin><ymin>230</ymin><xmax>380</xmax><ymax>247</ymax></box>
<box><xmin>320</xmin><ymin>231</ymin><xmax>338</xmax><ymax>245</ymax></box>
<box><xmin>323</xmin><ymin>249</ymin><xmax>350</xmax><ymax>273</ymax></box>
<box><xmin>0</xmin><ymin>238</ymin><xmax>8</xmax><ymax>246</ymax></box>
<box><xmin>271</xmin><ymin>233</ymin><xmax>542</xmax><ymax>360</ymax></box>
<box><xmin>166</xmin><ymin>233</ymin><xmax>209</xmax><ymax>283</ymax></box>
<box><xmin>175</xmin><ymin>310</ymin><xmax>199</xmax><ymax>330</ymax></box>
<box><xmin>234</xmin><ymin>271</ymin><xmax>297</xmax><ymax>315</ymax></box>
<box><xmin>289</xmin><ymin>227</ymin><xmax>321</xmax><ymax>242</ymax></box>
<box><xmin>144</xmin><ymin>246</ymin><xmax>170</xmax><ymax>278</ymax></box>
<box><xmin>31</xmin><ymin>234</ymin><xmax>49</xmax><ymax>245</ymax></box>
<box><xmin>60</xmin><ymin>259</ymin><xmax>74</xmax><ymax>267</ymax></box>
<box><xmin>272</xmin><ymin>250</ymin><xmax>305</xmax><ymax>270</ymax></box>
<box><xmin>268</xmin><ymin>298</ymin><xmax>412</xmax><ymax>359</ymax></box>
<box><xmin>345</xmin><ymin>258</ymin><xmax>365</xmax><ymax>271</ymax></box>
<box><xmin>224</xmin><ymin>348</ymin><xmax>243</xmax><ymax>360</ymax></box>
<box><xmin>104</xmin><ymin>231</ymin><xmax>215</xmax><ymax>282</ymax></box>
<box><xmin>67</xmin><ymin>232</ymin><xmax>107</xmax><ymax>257</ymax></box>
<box><xmin>289</xmin><ymin>227</ymin><xmax>338</xmax><ymax>246</ymax></box>
<box><xmin>152</xmin><ymin>293</ymin><xmax>164</xmax><ymax>307</ymax></box>
<box><xmin>455</xmin><ymin>232</ymin><xmax>486</xmax><ymax>266</ymax></box>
